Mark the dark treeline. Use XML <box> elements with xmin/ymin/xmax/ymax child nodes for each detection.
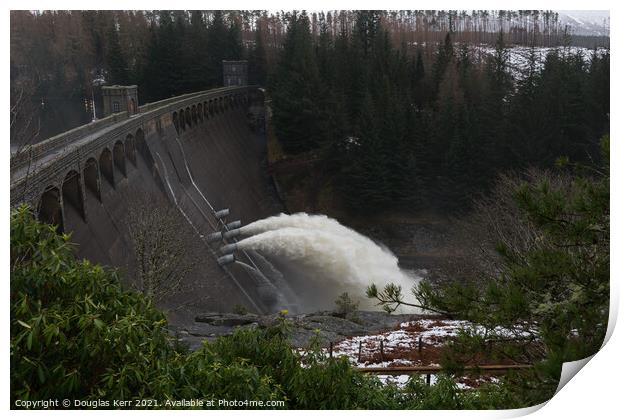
<box><xmin>9</xmin><ymin>11</ymin><xmax>611</xmax><ymax>211</ymax></box>
<box><xmin>10</xmin><ymin>9</ymin><xmax>608</xmax><ymax>142</ymax></box>
<box><xmin>269</xmin><ymin>11</ymin><xmax>610</xmax><ymax>213</ymax></box>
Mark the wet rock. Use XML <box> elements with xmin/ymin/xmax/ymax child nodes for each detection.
<box><xmin>194</xmin><ymin>312</ymin><xmax>259</xmax><ymax>326</ymax></box>
<box><xmin>174</xmin><ymin>310</ymin><xmax>426</xmax><ymax>350</ymax></box>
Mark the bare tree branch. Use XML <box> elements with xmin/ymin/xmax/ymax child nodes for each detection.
<box><xmin>126</xmin><ymin>189</ymin><xmax>200</xmax><ymax>304</ymax></box>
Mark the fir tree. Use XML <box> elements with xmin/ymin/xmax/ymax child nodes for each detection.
<box><xmin>271</xmin><ymin>12</ymin><xmax>326</xmax><ymax>154</ymax></box>
<box><xmin>106</xmin><ymin>23</ymin><xmax>129</xmax><ymax>85</ymax></box>
<box><xmin>248</xmin><ymin>19</ymin><xmax>268</xmax><ymax>86</ymax></box>
<box><xmin>206</xmin><ymin>11</ymin><xmax>230</xmax><ymax>86</ymax></box>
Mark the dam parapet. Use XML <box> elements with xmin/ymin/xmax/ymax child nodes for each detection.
<box><xmin>10</xmin><ymin>85</ymin><xmax>258</xmax><ymax>211</ymax></box>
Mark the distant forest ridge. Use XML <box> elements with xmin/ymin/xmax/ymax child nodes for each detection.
<box><xmin>10</xmin><ymin>10</ymin><xmax>609</xmax><ymax>142</ymax></box>
<box><xmin>244</xmin><ymin>10</ymin><xmax>609</xmax><ymax>48</ymax></box>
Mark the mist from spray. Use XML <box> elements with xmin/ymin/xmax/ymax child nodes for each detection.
<box><xmin>236</xmin><ymin>213</ymin><xmax>421</xmax><ymax>312</ymax></box>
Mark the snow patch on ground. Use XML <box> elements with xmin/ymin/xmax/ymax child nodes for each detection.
<box><xmin>322</xmin><ymin>317</ymin><xmax>537</xmax><ymax>389</ymax></box>
<box><xmin>472</xmin><ymin>45</ymin><xmax>606</xmax><ymax>80</ymax></box>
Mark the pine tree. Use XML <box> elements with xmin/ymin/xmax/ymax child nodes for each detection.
<box><xmin>142</xmin><ymin>11</ymin><xmax>180</xmax><ymax>100</ymax></box>
<box><xmin>248</xmin><ymin>19</ymin><xmax>268</xmax><ymax>85</ymax></box>
<box><xmin>478</xmin><ymin>31</ymin><xmax>512</xmax><ymax>175</ymax></box>
<box><xmin>340</xmin><ymin>91</ymin><xmax>392</xmax><ymax>210</ymax></box>
<box><xmin>355</xmin><ymin>10</ymin><xmax>381</xmax><ymax>58</ymax></box>
<box><xmin>430</xmin><ymin>32</ymin><xmax>455</xmax><ymax>100</ymax></box>
<box><xmin>106</xmin><ymin>23</ymin><xmax>129</xmax><ymax>85</ymax></box>
<box><xmin>185</xmin><ymin>10</ymin><xmax>209</xmax><ymax>92</ymax></box>
<box><xmin>411</xmin><ymin>49</ymin><xmax>427</xmax><ymax>109</ymax></box>
<box><xmin>226</xmin><ymin>14</ymin><xmax>243</xmax><ymax>60</ymax></box>
<box><xmin>586</xmin><ymin>49</ymin><xmax>610</xmax><ymax>143</ymax></box>
<box><xmin>206</xmin><ymin>11</ymin><xmax>230</xmax><ymax>86</ymax></box>
<box><xmin>271</xmin><ymin>12</ymin><xmax>326</xmax><ymax>154</ymax></box>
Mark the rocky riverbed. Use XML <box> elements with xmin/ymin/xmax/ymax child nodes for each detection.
<box><xmin>170</xmin><ymin>310</ymin><xmax>429</xmax><ymax>350</ymax></box>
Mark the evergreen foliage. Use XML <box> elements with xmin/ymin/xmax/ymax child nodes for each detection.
<box><xmin>271</xmin><ymin>12</ymin><xmax>326</xmax><ymax>154</ymax></box>
<box><xmin>10</xmin><ymin>206</ymin><xmax>173</xmax><ymax>401</ymax></box>
<box><xmin>267</xmin><ymin>16</ymin><xmax>609</xmax><ymax>214</ymax></box>
<box><xmin>106</xmin><ymin>25</ymin><xmax>129</xmax><ymax>85</ymax></box>
<box><xmin>369</xmin><ymin>138</ymin><xmax>610</xmax><ymax>406</ymax></box>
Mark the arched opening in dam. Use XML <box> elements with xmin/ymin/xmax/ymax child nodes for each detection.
<box><xmin>125</xmin><ymin>134</ymin><xmax>136</xmax><ymax>166</ymax></box>
<box><xmin>61</xmin><ymin>170</ymin><xmax>85</xmax><ymax>222</ymax></box>
<box><xmin>83</xmin><ymin>158</ymin><xmax>101</xmax><ymax>202</ymax></box>
<box><xmin>179</xmin><ymin>109</ymin><xmax>186</xmax><ymax>131</ymax></box>
<box><xmin>113</xmin><ymin>141</ymin><xmax>126</xmax><ymax>178</ymax></box>
<box><xmin>99</xmin><ymin>148</ymin><xmax>115</xmax><ymax>188</ymax></box>
<box><xmin>185</xmin><ymin>107</ymin><xmax>192</xmax><ymax>128</ymax></box>
<box><xmin>38</xmin><ymin>186</ymin><xmax>63</xmax><ymax>232</ymax></box>
<box><xmin>173</xmin><ymin>111</ymin><xmax>179</xmax><ymax>132</ymax></box>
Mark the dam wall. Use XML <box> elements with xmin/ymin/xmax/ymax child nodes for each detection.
<box><xmin>11</xmin><ymin>87</ymin><xmax>285</xmax><ymax>327</ymax></box>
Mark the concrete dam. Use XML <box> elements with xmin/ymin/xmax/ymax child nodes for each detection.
<box><xmin>10</xmin><ymin>85</ymin><xmax>419</xmax><ymax>331</ymax></box>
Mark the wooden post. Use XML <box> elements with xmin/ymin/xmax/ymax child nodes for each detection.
<box><xmin>358</xmin><ymin>342</ymin><xmax>362</xmax><ymax>363</ymax></box>
<box><xmin>380</xmin><ymin>340</ymin><xmax>385</xmax><ymax>362</ymax></box>
<box><xmin>426</xmin><ymin>373</ymin><xmax>431</xmax><ymax>385</ymax></box>
<box><xmin>418</xmin><ymin>336</ymin><xmax>423</xmax><ymax>354</ymax></box>
<box><xmin>329</xmin><ymin>342</ymin><xmax>333</xmax><ymax>358</ymax></box>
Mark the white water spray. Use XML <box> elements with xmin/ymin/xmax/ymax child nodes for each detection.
<box><xmin>236</xmin><ymin>213</ymin><xmax>421</xmax><ymax>312</ymax></box>
<box><xmin>241</xmin><ymin>213</ymin><xmax>369</xmax><ymax>243</ymax></box>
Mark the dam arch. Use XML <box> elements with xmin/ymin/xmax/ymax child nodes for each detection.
<box><xmin>135</xmin><ymin>128</ymin><xmax>154</xmax><ymax>172</ymax></box>
<box><xmin>100</xmin><ymin>148</ymin><xmax>115</xmax><ymax>187</ymax></box>
<box><xmin>180</xmin><ymin>109</ymin><xmax>186</xmax><ymax>131</ymax></box>
<box><xmin>185</xmin><ymin>107</ymin><xmax>192</xmax><ymax>127</ymax></box>
<box><xmin>38</xmin><ymin>186</ymin><xmax>63</xmax><ymax>232</ymax></box>
<box><xmin>113</xmin><ymin>141</ymin><xmax>126</xmax><ymax>177</ymax></box>
<box><xmin>62</xmin><ymin>170</ymin><xmax>86</xmax><ymax>222</ymax></box>
<box><xmin>125</xmin><ymin>134</ymin><xmax>136</xmax><ymax>166</ymax></box>
<box><xmin>83</xmin><ymin>157</ymin><xmax>101</xmax><ymax>202</ymax></box>
<box><xmin>173</xmin><ymin>111</ymin><xmax>179</xmax><ymax>133</ymax></box>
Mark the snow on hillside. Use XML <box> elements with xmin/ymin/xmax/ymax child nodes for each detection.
<box><xmin>558</xmin><ymin>10</ymin><xmax>610</xmax><ymax>37</ymax></box>
<box><xmin>470</xmin><ymin>44</ymin><xmax>605</xmax><ymax>79</ymax></box>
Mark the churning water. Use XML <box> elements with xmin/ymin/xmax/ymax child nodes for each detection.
<box><xmin>236</xmin><ymin>213</ymin><xmax>421</xmax><ymax>313</ymax></box>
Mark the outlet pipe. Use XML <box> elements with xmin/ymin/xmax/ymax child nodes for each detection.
<box><xmin>206</xmin><ymin>231</ymin><xmax>223</xmax><ymax>242</ymax></box>
<box><xmin>223</xmin><ymin>228</ymin><xmax>242</xmax><ymax>240</ymax></box>
<box><xmin>220</xmin><ymin>243</ymin><xmax>238</xmax><ymax>254</ymax></box>
<box><xmin>217</xmin><ymin>254</ymin><xmax>235</xmax><ymax>266</ymax></box>
<box><xmin>214</xmin><ymin>208</ymin><xmax>230</xmax><ymax>219</ymax></box>
<box><xmin>225</xmin><ymin>220</ymin><xmax>242</xmax><ymax>230</ymax></box>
